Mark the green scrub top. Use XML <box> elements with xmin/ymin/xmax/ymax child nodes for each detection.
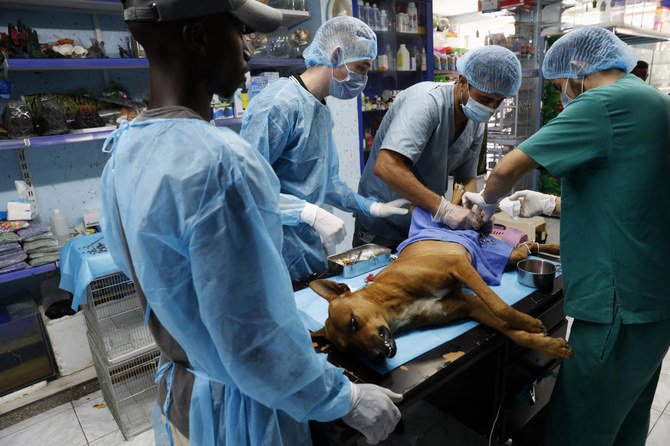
<box><xmin>519</xmin><ymin>74</ymin><xmax>670</xmax><ymax>324</ymax></box>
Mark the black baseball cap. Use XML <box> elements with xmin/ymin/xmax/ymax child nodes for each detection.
<box><xmin>123</xmin><ymin>0</ymin><xmax>283</xmax><ymax>33</ymax></box>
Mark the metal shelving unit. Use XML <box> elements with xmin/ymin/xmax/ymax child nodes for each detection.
<box><xmin>6</xmin><ymin>58</ymin><xmax>148</xmax><ymax>71</ymax></box>
<box><xmin>0</xmin><ymin>117</ymin><xmax>245</xmax><ymax>152</ymax></box>
<box><xmin>0</xmin><ymin>263</ymin><xmax>57</xmax><ymax>285</ymax></box>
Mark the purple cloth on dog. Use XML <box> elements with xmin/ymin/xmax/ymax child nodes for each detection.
<box><xmin>397</xmin><ymin>207</ymin><xmax>514</xmax><ymax>286</ymax></box>
<box><xmin>0</xmin><ymin>242</ymin><xmax>21</xmax><ymax>255</ymax></box>
<box><xmin>0</xmin><ymin>261</ymin><xmax>29</xmax><ymax>274</ymax></box>
<box><xmin>16</xmin><ymin>223</ymin><xmax>51</xmax><ymax>241</ymax></box>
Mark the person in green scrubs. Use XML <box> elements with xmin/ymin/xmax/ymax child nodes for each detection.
<box><xmin>463</xmin><ymin>27</ymin><xmax>670</xmax><ymax>445</ymax></box>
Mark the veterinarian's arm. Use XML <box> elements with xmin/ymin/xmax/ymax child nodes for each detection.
<box><xmin>459</xmin><ymin>177</ymin><xmax>478</xmax><ymax>193</ymax></box>
<box><xmin>374</xmin><ymin>149</ymin><xmax>442</xmax><ymax>214</ymax></box>
<box><xmin>483</xmin><ymin>148</ymin><xmax>539</xmax><ymax>203</ymax></box>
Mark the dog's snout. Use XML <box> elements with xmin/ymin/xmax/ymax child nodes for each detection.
<box><xmin>377</xmin><ymin>326</ymin><xmax>397</xmax><ymax>359</ymax></box>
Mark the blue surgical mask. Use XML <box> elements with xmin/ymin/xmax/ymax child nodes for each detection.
<box><xmin>461</xmin><ymin>94</ymin><xmax>496</xmax><ymax>123</ymax></box>
<box><xmin>330</xmin><ymin>65</ymin><xmax>368</xmax><ymax>100</ymax></box>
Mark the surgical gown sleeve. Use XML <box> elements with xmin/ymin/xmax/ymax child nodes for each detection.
<box><xmin>172</xmin><ymin>159</ymin><xmax>351</xmax><ymax>422</ymax></box>
<box><xmin>518</xmin><ymin>98</ymin><xmax>612</xmax><ymax>177</ymax></box>
<box><xmin>242</xmin><ymin>99</ymin><xmax>314</xmax><ymax>226</ymax></box>
<box><xmin>324</xmin><ymin>141</ymin><xmax>374</xmax><ymax>215</ymax></box>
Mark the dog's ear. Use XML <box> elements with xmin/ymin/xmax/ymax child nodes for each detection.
<box><xmin>310</xmin><ymin>326</ymin><xmax>328</xmax><ymax>340</ymax></box>
<box><xmin>309</xmin><ymin>279</ymin><xmax>351</xmax><ymax>301</ymax></box>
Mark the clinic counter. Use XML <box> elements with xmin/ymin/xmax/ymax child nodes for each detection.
<box><xmin>307</xmin><ymin>269</ymin><xmax>567</xmax><ymax>445</ymax></box>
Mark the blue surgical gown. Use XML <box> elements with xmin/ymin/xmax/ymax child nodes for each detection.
<box><xmin>240</xmin><ymin>77</ymin><xmax>373</xmax><ymax>280</ymax></box>
<box><xmin>100</xmin><ymin>118</ymin><xmax>350</xmax><ymax>445</ymax></box>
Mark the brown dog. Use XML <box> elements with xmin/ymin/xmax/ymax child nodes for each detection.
<box><xmin>309</xmin><ymin>188</ymin><xmax>573</xmax><ymax>363</ymax></box>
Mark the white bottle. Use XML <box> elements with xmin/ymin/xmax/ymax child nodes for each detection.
<box><xmin>407</xmin><ymin>2</ymin><xmax>418</xmax><ymax>33</ymax></box>
<box><xmin>420</xmin><ymin>48</ymin><xmax>427</xmax><ymax>71</ymax></box>
<box><xmin>397</xmin><ymin>44</ymin><xmax>409</xmax><ymax>71</ymax></box>
<box><xmin>380</xmin><ymin>10</ymin><xmax>388</xmax><ymax>31</ymax></box>
<box><xmin>50</xmin><ymin>209</ymin><xmax>69</xmax><ymax>246</ymax></box>
<box><xmin>357</xmin><ymin>0</ymin><xmax>364</xmax><ymax>21</ymax></box>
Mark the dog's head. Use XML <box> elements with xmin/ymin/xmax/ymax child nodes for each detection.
<box><xmin>309</xmin><ymin>279</ymin><xmax>397</xmax><ymax>363</ymax></box>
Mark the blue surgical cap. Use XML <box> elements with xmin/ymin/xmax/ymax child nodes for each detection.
<box><xmin>456</xmin><ymin>45</ymin><xmax>522</xmax><ymax>97</ymax></box>
<box><xmin>303</xmin><ymin>16</ymin><xmax>377</xmax><ymax>68</ymax></box>
<box><xmin>542</xmin><ymin>27</ymin><xmax>636</xmax><ymax>79</ymax></box>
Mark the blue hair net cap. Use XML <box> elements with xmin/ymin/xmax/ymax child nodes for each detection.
<box><xmin>542</xmin><ymin>27</ymin><xmax>637</xmax><ymax>79</ymax></box>
<box><xmin>456</xmin><ymin>45</ymin><xmax>522</xmax><ymax>97</ymax></box>
<box><xmin>303</xmin><ymin>16</ymin><xmax>377</xmax><ymax>68</ymax></box>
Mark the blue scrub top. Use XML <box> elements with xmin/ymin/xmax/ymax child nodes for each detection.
<box><xmin>357</xmin><ymin>82</ymin><xmax>485</xmax><ymax>242</ymax></box>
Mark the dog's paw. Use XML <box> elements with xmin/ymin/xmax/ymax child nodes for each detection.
<box><xmin>504</xmin><ymin>310</ymin><xmax>545</xmax><ymax>333</ymax></box>
<box><xmin>548</xmin><ymin>337</ymin><xmax>573</xmax><ymax>359</ymax></box>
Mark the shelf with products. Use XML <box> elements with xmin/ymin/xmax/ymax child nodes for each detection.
<box><xmin>355</xmin><ymin>0</ymin><xmax>433</xmax><ymax>163</ymax></box>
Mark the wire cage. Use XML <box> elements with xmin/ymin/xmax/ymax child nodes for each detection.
<box><xmin>488</xmin><ymin>79</ymin><xmax>538</xmax><ymax>146</ymax></box>
<box><xmin>89</xmin><ymin>336</ymin><xmax>160</xmax><ymax>440</ymax></box>
<box><xmin>83</xmin><ymin>272</ymin><xmax>155</xmax><ymax>364</ymax></box>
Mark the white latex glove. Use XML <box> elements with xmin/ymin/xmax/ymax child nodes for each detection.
<box><xmin>462</xmin><ymin>191</ymin><xmax>497</xmax><ymax>223</ymax></box>
<box><xmin>370</xmin><ymin>198</ymin><xmax>411</xmax><ymax>218</ymax></box>
<box><xmin>342</xmin><ymin>382</ymin><xmax>403</xmax><ymax>445</ymax></box>
<box><xmin>499</xmin><ymin>197</ymin><xmax>521</xmax><ymax>219</ymax></box>
<box><xmin>432</xmin><ymin>197</ymin><xmax>481</xmax><ymax>230</ymax></box>
<box><xmin>506</xmin><ymin>190</ymin><xmax>557</xmax><ymax>217</ymax></box>
<box><xmin>300</xmin><ymin>203</ymin><xmax>346</xmax><ymax>246</ymax></box>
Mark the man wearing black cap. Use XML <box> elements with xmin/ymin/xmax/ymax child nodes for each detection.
<box><xmin>100</xmin><ymin>1</ymin><xmax>402</xmax><ymax>445</ymax></box>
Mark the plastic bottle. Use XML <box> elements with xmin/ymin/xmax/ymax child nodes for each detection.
<box><xmin>362</xmin><ymin>2</ymin><xmax>370</xmax><ymax>26</ymax></box>
<box><xmin>420</xmin><ymin>48</ymin><xmax>427</xmax><ymax>71</ymax></box>
<box><xmin>371</xmin><ymin>4</ymin><xmax>380</xmax><ymax>31</ymax></box>
<box><xmin>50</xmin><ymin>209</ymin><xmax>69</xmax><ymax>246</ymax></box>
<box><xmin>397</xmin><ymin>44</ymin><xmax>409</xmax><ymax>71</ymax></box>
<box><xmin>385</xmin><ymin>44</ymin><xmax>395</xmax><ymax>70</ymax></box>
<box><xmin>380</xmin><ymin>10</ymin><xmax>388</xmax><ymax>31</ymax></box>
<box><xmin>378</xmin><ymin>53</ymin><xmax>389</xmax><ymax>71</ymax></box>
<box><xmin>409</xmin><ymin>46</ymin><xmax>416</xmax><ymax>71</ymax></box>
<box><xmin>407</xmin><ymin>2</ymin><xmax>418</xmax><ymax>33</ymax></box>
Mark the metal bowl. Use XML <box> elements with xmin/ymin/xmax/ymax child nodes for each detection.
<box><xmin>517</xmin><ymin>259</ymin><xmax>557</xmax><ymax>289</ymax></box>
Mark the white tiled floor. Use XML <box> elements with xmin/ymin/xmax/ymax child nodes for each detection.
<box><xmin>0</xmin><ymin>391</ymin><xmax>154</xmax><ymax>446</ymax></box>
